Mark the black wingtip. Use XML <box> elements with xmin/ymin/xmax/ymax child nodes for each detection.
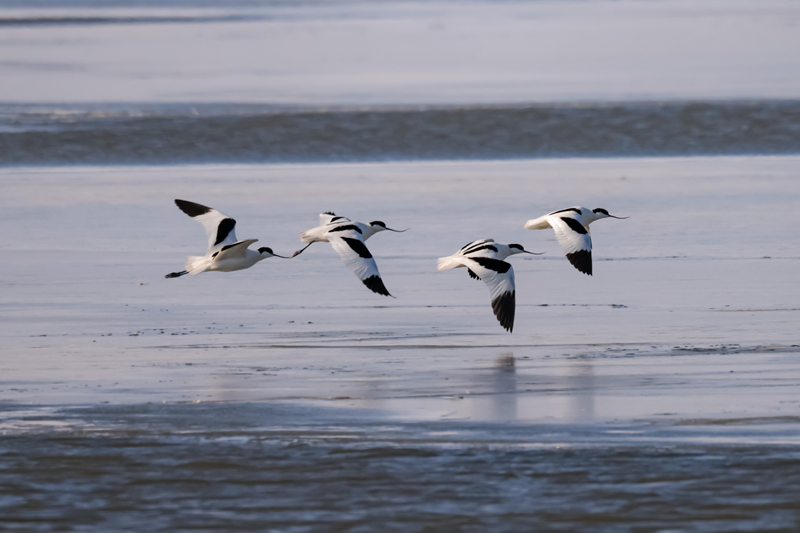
<box><xmin>165</xmin><ymin>270</ymin><xmax>188</xmax><ymax>279</ymax></box>
<box><xmin>566</xmin><ymin>250</ymin><xmax>592</xmax><ymax>276</ymax></box>
<box><xmin>490</xmin><ymin>290</ymin><xmax>515</xmax><ymax>332</ymax></box>
<box><xmin>175</xmin><ymin>199</ymin><xmax>211</xmax><ymax>218</ymax></box>
<box><xmin>362</xmin><ymin>275</ymin><xmax>392</xmax><ymax>297</ymax></box>
<box><xmin>468</xmin><ymin>268</ymin><xmax>481</xmax><ymax>281</ymax></box>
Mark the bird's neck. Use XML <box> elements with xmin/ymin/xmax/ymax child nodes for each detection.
<box><xmin>360</xmin><ymin>224</ymin><xmax>379</xmax><ymax>239</ymax></box>
<box><xmin>494</xmin><ymin>244</ymin><xmax>512</xmax><ymax>258</ymax></box>
<box><xmin>581</xmin><ymin>210</ymin><xmax>600</xmax><ymax>225</ymax></box>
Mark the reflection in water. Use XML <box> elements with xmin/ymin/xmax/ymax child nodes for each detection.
<box><xmin>492</xmin><ymin>354</ymin><xmax>518</xmax><ymax>422</ymax></box>
<box><xmin>467</xmin><ymin>353</ymin><xmax>518</xmax><ymax>422</ymax></box>
<box><xmin>567</xmin><ymin>356</ymin><xmax>595</xmax><ymax>423</ymax></box>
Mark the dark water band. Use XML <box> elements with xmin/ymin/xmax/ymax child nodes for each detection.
<box><xmin>2</xmin><ymin>100</ymin><xmax>799</xmax><ymax>166</ymax></box>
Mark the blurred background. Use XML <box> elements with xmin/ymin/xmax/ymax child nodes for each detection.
<box><xmin>1</xmin><ymin>0</ymin><xmax>800</xmax><ymax>165</ymax></box>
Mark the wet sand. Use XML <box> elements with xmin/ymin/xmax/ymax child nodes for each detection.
<box><xmin>2</xmin><ymin>156</ymin><xmax>800</xmax><ymax>530</ymax></box>
<box><xmin>2</xmin><ymin>155</ymin><xmax>799</xmax><ymax>415</ymax></box>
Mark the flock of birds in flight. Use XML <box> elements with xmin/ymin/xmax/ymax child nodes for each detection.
<box><xmin>166</xmin><ymin>199</ymin><xmax>628</xmax><ymax>332</ymax></box>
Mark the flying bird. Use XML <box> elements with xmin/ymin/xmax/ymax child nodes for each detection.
<box><xmin>437</xmin><ymin>239</ymin><xmax>542</xmax><ymax>332</ymax></box>
<box><xmin>524</xmin><ymin>207</ymin><xmax>627</xmax><ymax>276</ymax></box>
<box><xmin>293</xmin><ymin>212</ymin><xmax>406</xmax><ymax>297</ymax></box>
<box><xmin>165</xmin><ymin>199</ymin><xmax>289</xmax><ymax>279</ymax></box>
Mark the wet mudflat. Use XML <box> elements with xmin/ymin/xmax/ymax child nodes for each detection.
<box><xmin>1</xmin><ymin>156</ymin><xmax>800</xmax><ymax>531</ymax></box>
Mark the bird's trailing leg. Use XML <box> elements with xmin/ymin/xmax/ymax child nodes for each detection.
<box><xmin>165</xmin><ymin>270</ymin><xmax>189</xmax><ymax>279</ymax></box>
<box><xmin>291</xmin><ymin>243</ymin><xmax>314</xmax><ymax>258</ymax></box>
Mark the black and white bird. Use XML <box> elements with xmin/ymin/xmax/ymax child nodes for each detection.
<box><xmin>524</xmin><ymin>207</ymin><xmax>628</xmax><ymax>276</ymax></box>
<box><xmin>165</xmin><ymin>199</ymin><xmax>289</xmax><ymax>279</ymax></box>
<box><xmin>292</xmin><ymin>212</ymin><xmax>406</xmax><ymax>297</ymax></box>
<box><xmin>437</xmin><ymin>239</ymin><xmax>542</xmax><ymax>332</ymax></box>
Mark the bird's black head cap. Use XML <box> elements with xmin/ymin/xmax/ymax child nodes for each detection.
<box><xmin>593</xmin><ymin>208</ymin><xmax>609</xmax><ymax>216</ymax></box>
<box><xmin>258</xmin><ymin>247</ymin><xmax>273</xmax><ymax>254</ymax></box>
<box><xmin>370</xmin><ymin>221</ymin><xmax>386</xmax><ymax>227</ymax></box>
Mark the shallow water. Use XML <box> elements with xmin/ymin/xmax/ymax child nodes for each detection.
<box><xmin>3</xmin><ymin>0</ymin><xmax>800</xmax><ymax>105</ymax></box>
<box><xmin>3</xmin><ymin>100</ymin><xmax>800</xmax><ymax>165</ymax></box>
<box><xmin>3</xmin><ymin>403</ymin><xmax>800</xmax><ymax>532</ymax></box>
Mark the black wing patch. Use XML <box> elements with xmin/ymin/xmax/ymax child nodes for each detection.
<box><xmin>491</xmin><ymin>290</ymin><xmax>515</xmax><ymax>332</ymax></box>
<box><xmin>468</xmin><ymin>268</ymin><xmax>481</xmax><ymax>281</ymax></box>
<box><xmin>165</xmin><ymin>270</ymin><xmax>188</xmax><ymax>279</ymax></box>
<box><xmin>566</xmin><ymin>249</ymin><xmax>592</xmax><ymax>276</ymax></box>
<box><xmin>220</xmin><ymin>241</ymin><xmax>247</xmax><ymax>252</ymax></box>
<box><xmin>550</xmin><ymin>207</ymin><xmax>582</xmax><ymax>216</ymax></box>
<box><xmin>463</xmin><ymin>244</ymin><xmax>498</xmax><ymax>256</ymax></box>
<box><xmin>330</xmin><ymin>216</ymin><xmax>345</xmax><ymax>222</ymax></box>
<box><xmin>362</xmin><ymin>275</ymin><xmax>391</xmax><ymax>296</ymax></box>
<box><xmin>470</xmin><ymin>257</ymin><xmax>511</xmax><ymax>274</ymax></box>
<box><xmin>175</xmin><ymin>199</ymin><xmax>211</xmax><ymax>218</ymax></box>
<box><xmin>214</xmin><ymin>218</ymin><xmax>236</xmax><ymax>246</ymax></box>
<box><xmin>329</xmin><ymin>224</ymin><xmax>363</xmax><ymax>234</ymax></box>
<box><xmin>561</xmin><ymin>217</ymin><xmax>588</xmax><ymax>235</ymax></box>
<box><xmin>342</xmin><ymin>237</ymin><xmax>372</xmax><ymax>259</ymax></box>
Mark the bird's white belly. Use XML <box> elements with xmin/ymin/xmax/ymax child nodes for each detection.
<box><xmin>209</xmin><ymin>257</ymin><xmax>258</xmax><ymax>272</ymax></box>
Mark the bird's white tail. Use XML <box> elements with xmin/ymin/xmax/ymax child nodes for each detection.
<box><xmin>185</xmin><ymin>255</ymin><xmax>211</xmax><ymax>275</ymax></box>
<box><xmin>437</xmin><ymin>255</ymin><xmax>463</xmax><ymax>271</ymax></box>
<box><xmin>524</xmin><ymin>216</ymin><xmax>551</xmax><ymax>230</ymax></box>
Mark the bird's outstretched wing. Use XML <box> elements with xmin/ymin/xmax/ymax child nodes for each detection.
<box><xmin>319</xmin><ymin>212</ymin><xmax>351</xmax><ymax>226</ymax></box>
<box><xmin>547</xmin><ymin>214</ymin><xmax>593</xmax><ymax>276</ymax></box>
<box><xmin>462</xmin><ymin>257</ymin><xmax>516</xmax><ymax>332</ymax></box>
<box><xmin>213</xmin><ymin>239</ymin><xmax>258</xmax><ymax>260</ymax></box>
<box><xmin>175</xmin><ymin>199</ymin><xmax>238</xmax><ymax>254</ymax></box>
<box><xmin>328</xmin><ymin>232</ymin><xmax>391</xmax><ymax>297</ymax></box>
